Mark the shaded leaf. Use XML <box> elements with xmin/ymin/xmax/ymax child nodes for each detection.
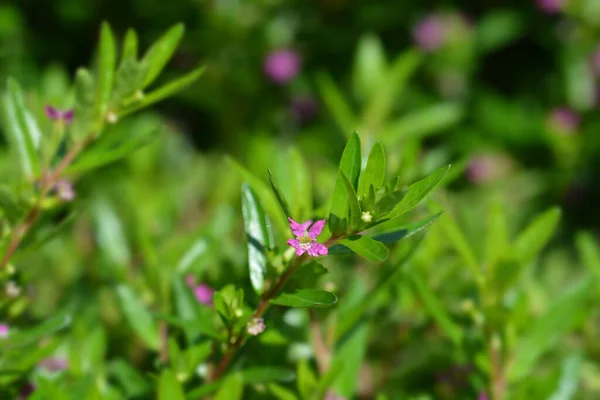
<box><xmin>372</xmin><ymin>212</ymin><xmax>442</xmax><ymax>244</ymax></box>
<box><xmin>72</xmin><ymin>68</ymin><xmax>96</xmax><ymax>139</ymax></box>
<box><xmin>576</xmin><ymin>232</ymin><xmax>600</xmax><ymax>279</ymax></box>
<box><xmin>241</xmin><ymin>367</ymin><xmax>295</xmax><ymax>383</ymax></box>
<box><xmin>329</xmin><ymin>132</ymin><xmax>361</xmax><ymax>234</ymax></box>
<box><xmin>141</xmin><ymin>23</ymin><xmax>184</xmax><ymax>88</ymax></box>
<box><xmin>269</xmin><ymin>169</ymin><xmax>292</xmax><ymax>219</ymax></box>
<box><xmin>116</xmin><ymin>285</ymin><xmax>160</xmax><ymax>350</ymax></box>
<box><xmin>241</xmin><ymin>184</ymin><xmax>272</xmax><ymax>295</ymax></box>
<box><xmin>333</xmin><ymin>235</ymin><xmax>388</xmax><ymax>261</ymax></box>
<box><xmin>512</xmin><ymin>207</ymin><xmax>561</xmax><ymax>265</ymax></box>
<box><xmin>316</xmin><ymin>72</ymin><xmax>356</xmax><ymax>136</ymax></box>
<box><xmin>271</xmin><ymin>289</ymin><xmax>338</xmax><ymax>308</ymax></box>
<box><xmin>340</xmin><ymin>171</ymin><xmax>361</xmax><ymax>229</ymax></box>
<box><xmin>389</xmin><ymin>165</ymin><xmax>449</xmax><ymax>218</ymax></box>
<box><xmin>0</xmin><ymin>312</ymin><xmax>71</xmax><ymax>350</ymax></box>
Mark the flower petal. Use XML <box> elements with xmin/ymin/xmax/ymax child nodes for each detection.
<box><xmin>62</xmin><ymin>109</ymin><xmax>74</xmax><ymax>124</ymax></box>
<box><xmin>44</xmin><ymin>105</ymin><xmax>60</xmax><ymax>120</ymax></box>
<box><xmin>296</xmin><ymin>247</ymin><xmax>306</xmax><ymax>256</ymax></box>
<box><xmin>288</xmin><ymin>217</ymin><xmax>312</xmax><ymax>237</ymax></box>
<box><xmin>308</xmin><ymin>219</ymin><xmax>327</xmax><ymax>239</ymax></box>
<box><xmin>287</xmin><ymin>239</ymin><xmax>300</xmax><ymax>250</ymax></box>
<box><xmin>312</xmin><ymin>243</ymin><xmax>328</xmax><ymax>256</ymax></box>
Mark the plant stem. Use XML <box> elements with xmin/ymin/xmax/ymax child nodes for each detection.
<box><xmin>211</xmin><ymin>254</ymin><xmax>307</xmax><ymax>381</ymax></box>
<box><xmin>0</xmin><ymin>135</ymin><xmax>94</xmax><ymax>270</ymax></box>
<box><xmin>489</xmin><ymin>333</ymin><xmax>505</xmax><ymax>400</ymax></box>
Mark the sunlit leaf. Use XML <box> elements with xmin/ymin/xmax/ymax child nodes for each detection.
<box><xmin>95</xmin><ymin>22</ymin><xmax>116</xmax><ymax>127</ymax></box>
<box><xmin>513</xmin><ymin>207</ymin><xmax>561</xmax><ymax>266</ymax></box>
<box><xmin>158</xmin><ymin>370</ymin><xmax>185</xmax><ymax>400</ymax></box>
<box><xmin>141</xmin><ymin>23</ymin><xmax>184</xmax><ymax>88</ymax></box>
<box><xmin>116</xmin><ymin>285</ymin><xmax>160</xmax><ymax>350</ymax></box>
<box><xmin>389</xmin><ymin>165</ymin><xmax>449</xmax><ymax>218</ymax></box>
<box><xmin>271</xmin><ymin>289</ymin><xmax>338</xmax><ymax>308</ymax></box>
<box><xmin>357</xmin><ymin>142</ymin><xmax>385</xmax><ymax>199</ymax></box>
<box><xmin>329</xmin><ymin>132</ymin><xmax>361</xmax><ymax>234</ymax></box>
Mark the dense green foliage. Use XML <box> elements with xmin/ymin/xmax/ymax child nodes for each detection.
<box><xmin>1</xmin><ymin>1</ymin><xmax>600</xmax><ymax>399</ymax></box>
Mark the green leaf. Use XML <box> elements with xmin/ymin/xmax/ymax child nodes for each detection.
<box><xmin>372</xmin><ymin>212</ymin><xmax>442</xmax><ymax>244</ymax></box>
<box><xmin>548</xmin><ymin>354</ymin><xmax>582</xmax><ymax>400</ymax></box>
<box><xmin>95</xmin><ymin>22</ymin><xmax>116</xmax><ymax>127</ymax></box>
<box><xmin>508</xmin><ymin>278</ymin><xmax>593</xmax><ymax>383</ymax></box>
<box><xmin>241</xmin><ymin>367</ymin><xmax>295</xmax><ymax>383</ymax></box>
<box><xmin>268</xmin><ymin>169</ymin><xmax>292</xmax><ymax>219</ymax></box>
<box><xmin>158</xmin><ymin>370</ymin><xmax>185</xmax><ymax>400</ymax></box>
<box><xmin>373</xmin><ymin>190</ymin><xmax>405</xmax><ymax>217</ymax></box>
<box><xmin>437</xmin><ymin>210</ymin><xmax>482</xmax><ymax>283</ymax></box>
<box><xmin>477</xmin><ymin>10</ymin><xmax>525</xmax><ymax>53</ymax></box>
<box><xmin>215</xmin><ymin>373</ymin><xmax>244</xmax><ymax>400</ymax></box>
<box><xmin>576</xmin><ymin>232</ymin><xmax>600</xmax><ymax>279</ymax></box>
<box><xmin>268</xmin><ymin>383</ymin><xmax>299</xmax><ymax>400</ymax></box>
<box><xmin>363</xmin><ymin>49</ymin><xmax>421</xmax><ymax>131</ymax></box>
<box><xmin>118</xmin><ymin>66</ymin><xmax>205</xmax><ymax>118</ymax></box>
<box><xmin>0</xmin><ymin>185</ymin><xmax>22</xmax><ymax>224</ymax></box>
<box><xmin>389</xmin><ymin>165</ymin><xmax>449</xmax><ymax>218</ymax></box>
<box><xmin>485</xmin><ymin>196</ymin><xmax>509</xmax><ymax>269</ymax></box>
<box><xmin>3</xmin><ymin>77</ymin><xmax>41</xmax><ymax>178</ymax></box>
<box><xmin>241</xmin><ymin>184</ymin><xmax>272</xmax><ymax>295</ymax></box>
<box><xmin>121</xmin><ymin>29</ymin><xmax>138</xmax><ymax>62</ymax></box>
<box><xmin>512</xmin><ymin>207</ymin><xmax>561</xmax><ymax>265</ymax></box>
<box><xmin>0</xmin><ymin>312</ymin><xmax>71</xmax><ymax>350</ymax></box>
<box><xmin>288</xmin><ymin>147</ymin><xmax>312</xmax><ymax>220</ymax></box>
<box><xmin>108</xmin><ymin>359</ymin><xmax>151</xmax><ymax>397</ymax></box>
<box><xmin>270</xmin><ymin>289</ymin><xmax>338</xmax><ymax>308</ymax></box>
<box><xmin>407</xmin><ymin>269</ymin><xmax>463</xmax><ymax>345</ymax></box>
<box><xmin>316</xmin><ymin>71</ymin><xmax>356</xmax><ymax>136</ymax></box>
<box><xmin>382</xmin><ymin>103</ymin><xmax>464</xmax><ymax>145</ymax></box>
<box><xmin>227</xmin><ymin>156</ymin><xmax>287</xmax><ymax>236</ymax></box>
<box><xmin>353</xmin><ymin>33</ymin><xmax>387</xmax><ymax>101</ymax></box>
<box><xmin>72</xmin><ymin>68</ymin><xmax>96</xmax><ymax>139</ymax></box>
<box><xmin>357</xmin><ymin>142</ymin><xmax>385</xmax><ymax>199</ymax></box>
<box><xmin>141</xmin><ymin>23</ymin><xmax>184</xmax><ymax>88</ymax></box>
<box><xmin>329</xmin><ymin>132</ymin><xmax>361</xmax><ymax>234</ymax></box>
<box><xmin>297</xmin><ymin>360</ymin><xmax>318</xmax><ymax>400</ymax></box>
<box><xmin>332</xmin><ymin>322</ymin><xmax>369</xmax><ymax>398</ymax></box>
<box><xmin>115</xmin><ymin>285</ymin><xmax>160</xmax><ymax>350</ymax></box>
<box><xmin>110</xmin><ymin>58</ymin><xmax>146</xmax><ymax>111</ymax></box>
<box><xmin>340</xmin><ymin>172</ymin><xmax>361</xmax><ymax>229</ymax></box>
<box><xmin>334</xmin><ymin>235</ymin><xmax>388</xmax><ymax>261</ymax></box>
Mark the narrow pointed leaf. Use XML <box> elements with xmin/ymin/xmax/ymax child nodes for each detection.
<box><xmin>268</xmin><ymin>169</ymin><xmax>291</xmax><ymax>219</ymax></box>
<box><xmin>353</xmin><ymin>33</ymin><xmax>387</xmax><ymax>101</ymax></box>
<box><xmin>358</xmin><ymin>142</ymin><xmax>385</xmax><ymax>199</ymax></box>
<box><xmin>316</xmin><ymin>72</ymin><xmax>356</xmax><ymax>136</ymax></box>
<box><xmin>116</xmin><ymin>285</ymin><xmax>160</xmax><ymax>350</ymax></box>
<box><xmin>329</xmin><ymin>132</ymin><xmax>361</xmax><ymax>233</ymax></box>
<box><xmin>513</xmin><ymin>207</ymin><xmax>561</xmax><ymax>265</ymax></box>
<box><xmin>215</xmin><ymin>373</ymin><xmax>243</xmax><ymax>400</ymax></box>
<box><xmin>241</xmin><ymin>184</ymin><xmax>272</xmax><ymax>295</ymax></box>
<box><xmin>576</xmin><ymin>232</ymin><xmax>600</xmax><ymax>279</ymax></box>
<box><xmin>508</xmin><ymin>278</ymin><xmax>593</xmax><ymax>382</ymax></box>
<box><xmin>389</xmin><ymin>165</ymin><xmax>450</xmax><ymax>218</ymax></box>
<box><xmin>72</xmin><ymin>68</ymin><xmax>96</xmax><ymax>139</ymax></box>
<box><xmin>271</xmin><ymin>289</ymin><xmax>338</xmax><ymax>308</ymax></box>
<box><xmin>119</xmin><ymin>66</ymin><xmax>205</xmax><ymax>117</ymax></box>
<box><xmin>372</xmin><ymin>212</ymin><xmax>442</xmax><ymax>244</ymax></box>
<box><xmin>340</xmin><ymin>172</ymin><xmax>361</xmax><ymax>229</ymax></box>
<box><xmin>334</xmin><ymin>235</ymin><xmax>388</xmax><ymax>261</ymax></box>
<box><xmin>3</xmin><ymin>78</ymin><xmax>41</xmax><ymax>178</ymax></box>
<box><xmin>142</xmin><ymin>23</ymin><xmax>185</xmax><ymax>88</ymax></box>
<box><xmin>121</xmin><ymin>29</ymin><xmax>138</xmax><ymax>62</ymax></box>
<box><xmin>407</xmin><ymin>270</ymin><xmax>463</xmax><ymax>345</ymax></box>
<box><xmin>95</xmin><ymin>22</ymin><xmax>116</xmax><ymax>126</ymax></box>
<box><xmin>288</xmin><ymin>147</ymin><xmax>312</xmax><ymax>220</ymax></box>
<box><xmin>158</xmin><ymin>370</ymin><xmax>185</xmax><ymax>400</ymax></box>
<box><xmin>0</xmin><ymin>312</ymin><xmax>71</xmax><ymax>350</ymax></box>
<box><xmin>241</xmin><ymin>367</ymin><xmax>295</xmax><ymax>383</ymax></box>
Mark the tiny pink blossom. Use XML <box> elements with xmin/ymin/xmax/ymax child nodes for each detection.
<box><xmin>39</xmin><ymin>357</ymin><xmax>68</xmax><ymax>372</ymax></box>
<box><xmin>535</xmin><ymin>0</ymin><xmax>565</xmax><ymax>14</ymax></box>
<box><xmin>478</xmin><ymin>393</ymin><xmax>489</xmax><ymax>400</ymax></box>
<box><xmin>264</xmin><ymin>49</ymin><xmax>302</xmax><ymax>84</ymax></box>
<box><xmin>548</xmin><ymin>107</ymin><xmax>580</xmax><ymax>134</ymax></box>
<box><xmin>44</xmin><ymin>105</ymin><xmax>74</xmax><ymax>124</ymax></box>
<box><xmin>0</xmin><ymin>323</ymin><xmax>8</xmax><ymax>338</ymax></box>
<box><xmin>194</xmin><ymin>284</ymin><xmax>214</xmax><ymax>306</ymax></box>
<box><xmin>55</xmin><ymin>179</ymin><xmax>75</xmax><ymax>201</ymax></box>
<box><xmin>413</xmin><ymin>15</ymin><xmax>446</xmax><ymax>51</ymax></box>
<box><xmin>287</xmin><ymin>217</ymin><xmax>328</xmax><ymax>257</ymax></box>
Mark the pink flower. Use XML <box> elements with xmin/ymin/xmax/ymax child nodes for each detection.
<box><xmin>535</xmin><ymin>0</ymin><xmax>565</xmax><ymax>14</ymax></box>
<box><xmin>194</xmin><ymin>284</ymin><xmax>214</xmax><ymax>306</ymax></box>
<box><xmin>413</xmin><ymin>15</ymin><xmax>446</xmax><ymax>51</ymax></box>
<box><xmin>264</xmin><ymin>49</ymin><xmax>301</xmax><ymax>84</ymax></box>
<box><xmin>287</xmin><ymin>217</ymin><xmax>328</xmax><ymax>257</ymax></box>
<box><xmin>0</xmin><ymin>323</ymin><xmax>8</xmax><ymax>338</ymax></box>
<box><xmin>44</xmin><ymin>105</ymin><xmax>74</xmax><ymax>124</ymax></box>
<box><xmin>478</xmin><ymin>393</ymin><xmax>489</xmax><ymax>400</ymax></box>
<box><xmin>548</xmin><ymin>107</ymin><xmax>580</xmax><ymax>134</ymax></box>
<box><xmin>39</xmin><ymin>357</ymin><xmax>68</xmax><ymax>372</ymax></box>
<box><xmin>55</xmin><ymin>179</ymin><xmax>75</xmax><ymax>201</ymax></box>
<box><xmin>467</xmin><ymin>153</ymin><xmax>513</xmax><ymax>184</ymax></box>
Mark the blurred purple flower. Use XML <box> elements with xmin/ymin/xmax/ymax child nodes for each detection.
<box><xmin>44</xmin><ymin>105</ymin><xmax>74</xmax><ymax>124</ymax></box>
<box><xmin>39</xmin><ymin>357</ymin><xmax>68</xmax><ymax>372</ymax></box>
<box><xmin>287</xmin><ymin>218</ymin><xmax>328</xmax><ymax>257</ymax></box>
<box><xmin>290</xmin><ymin>96</ymin><xmax>318</xmax><ymax>122</ymax></box>
<box><xmin>535</xmin><ymin>0</ymin><xmax>565</xmax><ymax>14</ymax></box>
<box><xmin>264</xmin><ymin>49</ymin><xmax>301</xmax><ymax>84</ymax></box>
<box><xmin>413</xmin><ymin>15</ymin><xmax>445</xmax><ymax>51</ymax></box>
<box><xmin>467</xmin><ymin>153</ymin><xmax>513</xmax><ymax>184</ymax></box>
<box><xmin>194</xmin><ymin>284</ymin><xmax>214</xmax><ymax>306</ymax></box>
<box><xmin>548</xmin><ymin>107</ymin><xmax>580</xmax><ymax>134</ymax></box>
<box><xmin>55</xmin><ymin>179</ymin><xmax>75</xmax><ymax>201</ymax></box>
<box><xmin>478</xmin><ymin>393</ymin><xmax>489</xmax><ymax>400</ymax></box>
<box><xmin>591</xmin><ymin>48</ymin><xmax>600</xmax><ymax>78</ymax></box>
<box><xmin>324</xmin><ymin>391</ymin><xmax>346</xmax><ymax>400</ymax></box>
<box><xmin>0</xmin><ymin>323</ymin><xmax>8</xmax><ymax>338</ymax></box>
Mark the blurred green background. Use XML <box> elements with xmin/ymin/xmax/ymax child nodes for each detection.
<box><xmin>2</xmin><ymin>0</ymin><xmax>600</xmax><ymax>398</ymax></box>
